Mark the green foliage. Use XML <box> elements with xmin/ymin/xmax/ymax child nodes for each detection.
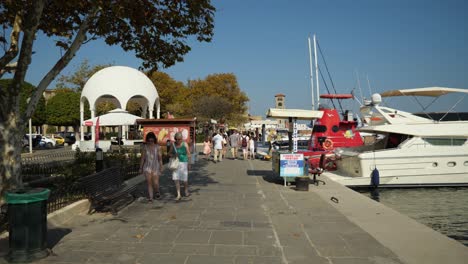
<box><xmin>46</xmin><ymin>126</ymin><xmax>57</xmax><ymax>134</ymax></box>
<box><xmin>56</xmin><ymin>59</ymin><xmax>113</xmax><ymax>91</ymax></box>
<box><xmin>46</xmin><ymin>89</ymin><xmax>81</xmax><ymax>126</ymax></box>
<box><xmin>0</xmin><ymin>79</ymin><xmax>47</xmax><ymax>125</ymax></box>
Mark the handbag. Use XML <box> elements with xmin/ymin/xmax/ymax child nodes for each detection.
<box><xmin>168</xmin><ymin>142</ymin><xmax>179</xmax><ymax>170</ymax></box>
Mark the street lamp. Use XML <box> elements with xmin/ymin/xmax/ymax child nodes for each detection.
<box><xmin>26</xmin><ymin>98</ymin><xmax>32</xmax><ymax>154</ymax></box>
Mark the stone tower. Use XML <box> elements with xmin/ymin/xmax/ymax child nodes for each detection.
<box><xmin>275</xmin><ymin>94</ymin><xmax>285</xmax><ymax>109</ymax></box>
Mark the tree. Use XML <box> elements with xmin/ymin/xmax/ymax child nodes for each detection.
<box><xmin>147</xmin><ymin>71</ymin><xmax>188</xmax><ymax>117</ymax></box>
<box><xmin>188</xmin><ymin>73</ymin><xmax>249</xmax><ymax>125</ymax></box>
<box><xmin>45</xmin><ymin>89</ymin><xmax>81</xmax><ymax>130</ymax></box>
<box><xmin>56</xmin><ymin>59</ymin><xmax>113</xmax><ymax>92</ymax></box>
<box><xmin>0</xmin><ymin>79</ymin><xmax>46</xmax><ymax>129</ymax></box>
<box><xmin>0</xmin><ymin>1</ymin><xmax>215</xmax><ymax>194</ymax></box>
<box><xmin>192</xmin><ymin>95</ymin><xmax>232</xmax><ymax>121</ymax></box>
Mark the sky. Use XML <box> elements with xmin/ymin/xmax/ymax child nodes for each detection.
<box><xmin>20</xmin><ymin>0</ymin><xmax>468</xmax><ymax>117</ymax></box>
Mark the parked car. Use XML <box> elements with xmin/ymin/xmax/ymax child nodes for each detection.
<box><xmin>52</xmin><ymin>135</ymin><xmax>65</xmax><ymax>145</ymax></box>
<box><xmin>25</xmin><ymin>134</ymin><xmax>56</xmax><ymax>148</ymax></box>
<box><xmin>57</xmin><ymin>131</ymin><xmax>76</xmax><ymax>145</ymax></box>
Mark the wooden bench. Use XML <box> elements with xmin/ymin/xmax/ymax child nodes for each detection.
<box><xmin>78</xmin><ymin>167</ymin><xmax>137</xmax><ymax>215</ymax></box>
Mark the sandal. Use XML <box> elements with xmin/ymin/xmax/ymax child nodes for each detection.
<box><xmin>175</xmin><ymin>196</ymin><xmax>181</xmax><ymax>201</ymax></box>
<box><xmin>147</xmin><ymin>198</ymin><xmax>153</xmax><ymax>203</ymax></box>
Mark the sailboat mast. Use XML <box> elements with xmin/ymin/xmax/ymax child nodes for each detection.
<box><xmin>308</xmin><ymin>35</ymin><xmax>315</xmax><ymax>110</ymax></box>
<box><xmin>313</xmin><ymin>34</ymin><xmax>320</xmax><ymax>108</ymax></box>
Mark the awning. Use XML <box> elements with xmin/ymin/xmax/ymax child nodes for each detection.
<box><xmin>380</xmin><ymin>87</ymin><xmax>468</xmax><ymax>97</ymax></box>
<box><xmin>83</xmin><ymin>108</ymin><xmax>142</xmax><ymax>126</ymax></box>
<box><xmin>266</xmin><ymin>108</ymin><xmax>323</xmax><ymax>120</ymax></box>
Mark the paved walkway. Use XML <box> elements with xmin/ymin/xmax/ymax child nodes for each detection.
<box><xmin>15</xmin><ymin>155</ymin><xmax>405</xmax><ymax>264</ymax></box>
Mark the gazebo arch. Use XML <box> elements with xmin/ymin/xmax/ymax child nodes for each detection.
<box><xmin>80</xmin><ymin>66</ymin><xmax>159</xmax><ymax>142</ymax></box>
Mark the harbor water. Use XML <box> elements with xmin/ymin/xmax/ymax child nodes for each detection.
<box><xmin>356</xmin><ymin>187</ymin><xmax>468</xmax><ymax>246</ymax></box>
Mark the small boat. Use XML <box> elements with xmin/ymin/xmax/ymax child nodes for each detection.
<box><xmin>301</xmin><ymin>93</ymin><xmax>364</xmax><ymax>170</ymax></box>
<box><xmin>325</xmin><ymin>87</ymin><xmax>468</xmax><ymax>187</ymax></box>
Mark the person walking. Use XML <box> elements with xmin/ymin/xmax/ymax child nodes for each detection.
<box><xmin>212</xmin><ymin>131</ymin><xmax>223</xmax><ymax>162</ymax></box>
<box><xmin>229</xmin><ymin>129</ymin><xmax>240</xmax><ymax>159</ymax></box>
<box><xmin>202</xmin><ymin>136</ymin><xmax>212</xmax><ymax>160</ymax></box>
<box><xmin>169</xmin><ymin>132</ymin><xmax>191</xmax><ymax>200</ymax></box>
<box><xmin>222</xmin><ymin>134</ymin><xmax>229</xmax><ymax>160</ymax></box>
<box><xmin>248</xmin><ymin>135</ymin><xmax>255</xmax><ymax>160</ymax></box>
<box><xmin>139</xmin><ymin>132</ymin><xmax>163</xmax><ymax>202</ymax></box>
<box><xmin>240</xmin><ymin>132</ymin><xmax>249</xmax><ymax>160</ymax></box>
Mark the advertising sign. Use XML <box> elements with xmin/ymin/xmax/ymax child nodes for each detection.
<box><xmin>144</xmin><ymin>126</ymin><xmax>191</xmax><ymax>144</ymax></box>
<box><xmin>279</xmin><ymin>153</ymin><xmax>304</xmax><ymax>177</ymax></box>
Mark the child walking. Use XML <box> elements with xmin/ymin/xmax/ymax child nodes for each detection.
<box><xmin>203</xmin><ymin>136</ymin><xmax>212</xmax><ymax>160</ymax></box>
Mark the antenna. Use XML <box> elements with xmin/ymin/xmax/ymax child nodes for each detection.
<box><xmin>308</xmin><ymin>35</ymin><xmax>315</xmax><ymax>110</ymax></box>
<box><xmin>355</xmin><ymin>69</ymin><xmax>364</xmax><ymax>104</ymax></box>
<box><xmin>313</xmin><ymin>34</ymin><xmax>320</xmax><ymax>108</ymax></box>
<box><xmin>366</xmin><ymin>75</ymin><xmax>373</xmax><ymax>96</ymax></box>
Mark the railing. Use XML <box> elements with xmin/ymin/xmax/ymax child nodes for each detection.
<box><xmin>1</xmin><ymin>151</ymin><xmax>141</xmax><ymax>234</ymax></box>
<box><xmin>21</xmin><ymin>151</ymin><xmax>77</xmax><ymax>164</ymax></box>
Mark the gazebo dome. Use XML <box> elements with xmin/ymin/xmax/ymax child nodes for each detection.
<box><xmin>81</xmin><ymin>65</ymin><xmax>158</xmax><ymax>111</ymax></box>
<box><xmin>79</xmin><ymin>65</ymin><xmax>160</xmax><ymax>144</ymax></box>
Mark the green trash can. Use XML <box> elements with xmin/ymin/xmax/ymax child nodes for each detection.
<box><xmin>4</xmin><ymin>188</ymin><xmax>50</xmax><ymax>263</ymax></box>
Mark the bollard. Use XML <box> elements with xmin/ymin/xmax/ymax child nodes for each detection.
<box><xmin>96</xmin><ymin>148</ymin><xmax>103</xmax><ymax>172</ymax></box>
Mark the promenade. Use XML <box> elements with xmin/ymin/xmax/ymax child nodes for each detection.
<box><xmin>2</xmin><ymin>154</ymin><xmax>467</xmax><ymax>264</ymax></box>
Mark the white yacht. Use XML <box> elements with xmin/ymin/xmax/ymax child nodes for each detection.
<box><xmin>324</xmin><ymin>87</ymin><xmax>468</xmax><ymax>187</ymax></box>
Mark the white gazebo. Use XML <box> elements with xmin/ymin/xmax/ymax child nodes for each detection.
<box><xmin>80</xmin><ymin>66</ymin><xmax>160</xmax><ymax>149</ymax></box>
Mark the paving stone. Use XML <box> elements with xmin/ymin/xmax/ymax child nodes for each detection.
<box><xmin>234</xmin><ymin>256</ymin><xmax>283</xmax><ymax>264</ymax></box>
<box><xmin>214</xmin><ymin>245</ymin><xmax>257</xmax><ymax>256</ymax></box>
<box><xmin>170</xmin><ymin>244</ymin><xmax>214</xmax><ymax>255</ymax></box>
<box><xmin>137</xmin><ymin>254</ymin><xmax>189</xmax><ymax>264</ymax></box>
<box><xmin>86</xmin><ymin>252</ymin><xmax>142</xmax><ymax>264</ymax></box>
<box><xmin>175</xmin><ymin>230</ymin><xmax>211</xmax><ymax>243</ymax></box>
<box><xmin>210</xmin><ymin>230</ymin><xmax>243</xmax><ymax>245</ymax></box>
<box><xmin>186</xmin><ymin>255</ymin><xmax>235</xmax><ymax>264</ymax></box>
<box><xmin>140</xmin><ymin>229</ymin><xmax>179</xmax><ymax>244</ymax></box>
<box><xmin>243</xmin><ymin>230</ymin><xmax>276</xmax><ymax>246</ymax></box>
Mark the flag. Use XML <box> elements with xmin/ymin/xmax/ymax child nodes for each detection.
<box><xmin>95</xmin><ymin>116</ymin><xmax>100</xmax><ymax>148</ymax></box>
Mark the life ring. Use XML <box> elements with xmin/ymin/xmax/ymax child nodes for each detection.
<box><xmin>323</xmin><ymin>139</ymin><xmax>334</xmax><ymax>150</ymax></box>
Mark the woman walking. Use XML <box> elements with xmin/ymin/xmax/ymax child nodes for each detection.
<box><xmin>169</xmin><ymin>132</ymin><xmax>191</xmax><ymax>200</ymax></box>
<box><xmin>139</xmin><ymin>132</ymin><xmax>163</xmax><ymax>202</ymax></box>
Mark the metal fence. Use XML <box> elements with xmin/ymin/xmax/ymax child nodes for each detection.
<box><xmin>0</xmin><ymin>161</ymin><xmax>141</xmax><ymax>234</ymax></box>
<box><xmin>21</xmin><ymin>151</ymin><xmax>77</xmax><ymax>164</ymax></box>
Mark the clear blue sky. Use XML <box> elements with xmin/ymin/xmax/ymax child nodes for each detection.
<box><xmin>23</xmin><ymin>0</ymin><xmax>468</xmax><ymax>116</ymax></box>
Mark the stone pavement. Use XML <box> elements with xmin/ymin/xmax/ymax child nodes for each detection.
<box><xmin>6</xmin><ymin>156</ymin><xmax>405</xmax><ymax>264</ymax></box>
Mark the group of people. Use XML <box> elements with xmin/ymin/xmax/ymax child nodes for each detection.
<box><xmin>203</xmin><ymin>129</ymin><xmax>258</xmax><ymax>162</ymax></box>
<box><xmin>139</xmin><ymin>131</ymin><xmax>191</xmax><ymax>202</ymax></box>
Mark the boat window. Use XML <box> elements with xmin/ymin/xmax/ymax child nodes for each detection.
<box><xmin>424</xmin><ymin>138</ymin><xmax>467</xmax><ymax>146</ymax></box>
<box><xmin>313</xmin><ymin>125</ymin><xmax>327</xmax><ymax>133</ymax></box>
<box><xmin>385</xmin><ymin>133</ymin><xmax>409</xmax><ymax>149</ymax></box>
<box><xmin>332</xmin><ymin>125</ymin><xmax>339</xmax><ymax>133</ymax></box>
<box><xmin>447</xmin><ymin>162</ymin><xmax>456</xmax><ymax>167</ymax></box>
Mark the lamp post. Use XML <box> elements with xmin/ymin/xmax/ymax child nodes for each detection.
<box><xmin>27</xmin><ymin>98</ymin><xmax>32</xmax><ymax>154</ymax></box>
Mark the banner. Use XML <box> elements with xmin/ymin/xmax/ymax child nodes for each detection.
<box><xmin>95</xmin><ymin>116</ymin><xmax>100</xmax><ymax>148</ymax></box>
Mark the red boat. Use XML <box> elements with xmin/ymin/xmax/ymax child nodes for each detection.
<box><xmin>300</xmin><ymin>94</ymin><xmax>364</xmax><ymax>170</ymax></box>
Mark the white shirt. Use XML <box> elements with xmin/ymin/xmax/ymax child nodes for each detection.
<box><xmin>212</xmin><ymin>134</ymin><xmax>223</xmax><ymax>150</ymax></box>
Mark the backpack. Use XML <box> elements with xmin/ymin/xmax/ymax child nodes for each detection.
<box><xmin>241</xmin><ymin>136</ymin><xmax>247</xmax><ymax>147</ymax></box>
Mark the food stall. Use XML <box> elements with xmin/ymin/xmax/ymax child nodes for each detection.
<box><xmin>136</xmin><ymin>118</ymin><xmax>197</xmax><ymax>162</ymax></box>
<box><xmin>266</xmin><ymin>108</ymin><xmax>323</xmax><ymax>185</ymax></box>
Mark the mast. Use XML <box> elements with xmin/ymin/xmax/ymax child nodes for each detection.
<box><xmin>308</xmin><ymin>35</ymin><xmax>315</xmax><ymax>110</ymax></box>
<box><xmin>313</xmin><ymin>34</ymin><xmax>320</xmax><ymax>108</ymax></box>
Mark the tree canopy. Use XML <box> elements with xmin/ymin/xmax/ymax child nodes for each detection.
<box><xmin>0</xmin><ymin>0</ymin><xmax>216</xmax><ymax>193</ymax></box>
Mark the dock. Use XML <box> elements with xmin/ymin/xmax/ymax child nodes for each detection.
<box><xmin>1</xmin><ymin>154</ymin><xmax>467</xmax><ymax>263</ymax></box>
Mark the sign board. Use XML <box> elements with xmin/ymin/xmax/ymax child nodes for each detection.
<box><xmin>144</xmin><ymin>126</ymin><xmax>191</xmax><ymax>145</ymax></box>
<box><xmin>279</xmin><ymin>153</ymin><xmax>304</xmax><ymax>177</ymax></box>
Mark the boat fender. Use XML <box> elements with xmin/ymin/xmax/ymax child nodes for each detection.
<box><xmin>371</xmin><ymin>168</ymin><xmax>380</xmax><ymax>187</ymax></box>
<box><xmin>323</xmin><ymin>139</ymin><xmax>334</xmax><ymax>150</ymax></box>
<box><xmin>330</xmin><ymin>196</ymin><xmax>339</xmax><ymax>203</ymax></box>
